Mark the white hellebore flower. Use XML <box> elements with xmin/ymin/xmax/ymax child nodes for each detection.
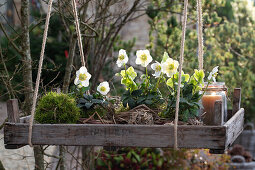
<box><xmin>208</xmin><ymin>66</ymin><xmax>219</xmax><ymax>82</ymax></box>
<box><xmin>97</xmin><ymin>81</ymin><xmax>110</xmax><ymax>95</ymax></box>
<box><xmin>74</xmin><ymin>66</ymin><xmax>91</xmax><ymax>87</ymax></box>
<box><xmin>135</xmin><ymin>50</ymin><xmax>153</xmax><ymax>67</ymax></box>
<box><xmin>162</xmin><ymin>58</ymin><xmax>179</xmax><ymax>77</ymax></box>
<box><xmin>151</xmin><ymin>61</ymin><xmax>162</xmax><ymax>78</ymax></box>
<box><xmin>116</xmin><ymin>49</ymin><xmax>128</xmax><ymax>67</ymax></box>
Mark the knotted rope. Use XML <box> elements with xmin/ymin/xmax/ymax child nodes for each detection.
<box><xmin>28</xmin><ymin>0</ymin><xmax>53</xmax><ymax>147</ymax></box>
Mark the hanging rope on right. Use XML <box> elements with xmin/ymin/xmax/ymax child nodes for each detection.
<box><xmin>197</xmin><ymin>0</ymin><xmax>204</xmax><ymax>70</ymax></box>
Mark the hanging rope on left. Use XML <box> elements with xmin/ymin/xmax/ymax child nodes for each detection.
<box><xmin>28</xmin><ymin>0</ymin><xmax>53</xmax><ymax>147</ymax></box>
<box><xmin>174</xmin><ymin>0</ymin><xmax>189</xmax><ymax>150</ymax></box>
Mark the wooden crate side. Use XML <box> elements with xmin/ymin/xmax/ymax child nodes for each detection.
<box><xmin>224</xmin><ymin>108</ymin><xmax>244</xmax><ymax>147</ymax></box>
<box><xmin>4</xmin><ymin>123</ymin><xmax>226</xmax><ymax>149</ymax></box>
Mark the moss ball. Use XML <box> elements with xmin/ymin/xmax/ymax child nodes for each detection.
<box><xmin>35</xmin><ymin>92</ymin><xmax>80</xmax><ymax>124</ymax></box>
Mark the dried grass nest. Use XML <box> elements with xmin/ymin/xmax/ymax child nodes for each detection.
<box><xmin>78</xmin><ymin>104</ymin><xmax>203</xmax><ymax>126</ymax></box>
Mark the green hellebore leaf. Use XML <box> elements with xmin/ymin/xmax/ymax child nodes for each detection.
<box><xmin>121</xmin><ymin>77</ymin><xmax>131</xmax><ymax>86</ymax></box>
<box><xmin>120</xmin><ymin>66</ymin><xmax>137</xmax><ymax>81</ymax></box>
<box><xmin>166</xmin><ymin>71</ymin><xmax>190</xmax><ymax>88</ymax></box>
<box><xmin>193</xmin><ymin>69</ymin><xmax>205</xmax><ymax>84</ymax></box>
<box><xmin>120</xmin><ymin>70</ymin><xmax>126</xmax><ymax>78</ymax></box>
<box><xmin>162</xmin><ymin>52</ymin><xmax>170</xmax><ymax>63</ymax></box>
<box><xmin>85</xmin><ymin>102</ymin><xmax>93</xmax><ymax>109</ymax></box>
<box><xmin>166</xmin><ymin>78</ymin><xmax>174</xmax><ymax>88</ymax></box>
<box><xmin>126</xmin><ymin>66</ymin><xmax>137</xmax><ymax>80</ymax></box>
<box><xmin>182</xmin><ymin>73</ymin><xmax>190</xmax><ymax>82</ymax></box>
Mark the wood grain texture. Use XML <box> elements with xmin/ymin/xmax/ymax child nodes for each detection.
<box><xmin>231</xmin><ymin>88</ymin><xmax>241</xmax><ymax>119</ymax></box>
<box><xmin>7</xmin><ymin>99</ymin><xmax>20</xmax><ymax>123</ymax></box>
<box><xmin>6</xmin><ymin>99</ymin><xmax>24</xmax><ymax>149</ymax></box>
<box><xmin>214</xmin><ymin>100</ymin><xmax>223</xmax><ymax>126</ymax></box>
<box><xmin>225</xmin><ymin>108</ymin><xmax>244</xmax><ymax>147</ymax></box>
<box><xmin>4</xmin><ymin>123</ymin><xmax>226</xmax><ymax>149</ymax></box>
<box><xmin>4</xmin><ymin>108</ymin><xmax>244</xmax><ymax>150</ymax></box>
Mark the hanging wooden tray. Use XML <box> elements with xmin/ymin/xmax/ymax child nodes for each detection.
<box><xmin>4</xmin><ymin>88</ymin><xmax>244</xmax><ymax>153</ymax></box>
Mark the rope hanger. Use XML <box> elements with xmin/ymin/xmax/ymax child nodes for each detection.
<box><xmin>174</xmin><ymin>0</ymin><xmax>204</xmax><ymax>149</ymax></box>
<box><xmin>28</xmin><ymin>0</ymin><xmax>204</xmax><ymax>148</ymax></box>
<box><xmin>28</xmin><ymin>0</ymin><xmax>86</xmax><ymax>146</ymax></box>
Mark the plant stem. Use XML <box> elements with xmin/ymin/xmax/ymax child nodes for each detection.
<box><xmin>164</xmin><ymin>78</ymin><xmax>171</xmax><ymax>92</ymax></box>
<box><xmin>198</xmin><ymin>80</ymin><xmax>212</xmax><ymax>100</ymax></box>
<box><xmin>145</xmin><ymin>67</ymin><xmax>149</xmax><ymax>93</ymax></box>
<box><xmin>154</xmin><ymin>73</ymin><xmax>163</xmax><ymax>91</ymax></box>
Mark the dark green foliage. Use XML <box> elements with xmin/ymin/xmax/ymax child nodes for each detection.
<box><xmin>95</xmin><ymin>148</ymin><xmax>170</xmax><ymax>169</ymax></box>
<box><xmin>121</xmin><ymin>89</ymin><xmax>164</xmax><ymax>109</ymax></box>
<box><xmin>77</xmin><ymin>93</ymin><xmax>108</xmax><ymax>118</ymax></box>
<box><xmin>146</xmin><ymin>5</ymin><xmax>159</xmax><ymax>19</ymax></box>
<box><xmin>35</xmin><ymin>92</ymin><xmax>80</xmax><ymax>124</ymax></box>
<box><xmin>163</xmin><ymin>83</ymin><xmax>202</xmax><ymax>121</ymax></box>
<box><xmin>0</xmin><ymin>12</ymin><xmax>69</xmax><ymax>101</ymax></box>
<box><xmin>147</xmin><ymin>0</ymin><xmax>255</xmax><ymax>122</ymax></box>
<box><xmin>95</xmin><ymin>147</ymin><xmax>229</xmax><ymax>169</ymax></box>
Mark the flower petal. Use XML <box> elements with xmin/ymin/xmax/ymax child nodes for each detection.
<box><xmin>81</xmin><ymin>80</ymin><xmax>89</xmax><ymax>87</ymax></box>
<box><xmin>79</xmin><ymin>66</ymin><xmax>87</xmax><ymax>73</ymax></box>
<box><xmin>74</xmin><ymin>77</ymin><xmax>79</xmax><ymax>85</ymax></box>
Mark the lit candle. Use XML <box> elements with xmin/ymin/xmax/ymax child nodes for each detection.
<box><xmin>202</xmin><ymin>92</ymin><xmax>222</xmax><ymax>125</ymax></box>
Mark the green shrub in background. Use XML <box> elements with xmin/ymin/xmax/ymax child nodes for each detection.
<box><xmin>35</xmin><ymin>92</ymin><xmax>80</xmax><ymax>124</ymax></box>
<box><xmin>146</xmin><ymin>0</ymin><xmax>255</xmax><ymax>122</ymax></box>
<box><xmin>95</xmin><ymin>147</ymin><xmax>230</xmax><ymax>169</ymax></box>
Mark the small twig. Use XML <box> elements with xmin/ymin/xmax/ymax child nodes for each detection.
<box><xmin>82</xmin><ymin>112</ymin><xmax>96</xmax><ymax>123</ymax></box>
<box><xmin>12</xmin><ymin>0</ymin><xmax>21</xmax><ymax>22</ymax></box>
<box><xmin>43</xmin><ymin>152</ymin><xmax>61</xmax><ymax>159</ymax></box>
<box><xmin>112</xmin><ymin>114</ymin><xmax>116</xmax><ymax>124</ymax></box>
<box><xmin>63</xmin><ymin>147</ymin><xmax>87</xmax><ymax>170</ymax></box>
<box><xmin>44</xmin><ymin>71</ymin><xmax>60</xmax><ymax>87</ymax></box>
<box><xmin>0</xmin><ymin>22</ymin><xmax>22</xmax><ymax>54</ymax></box>
<box><xmin>95</xmin><ymin>111</ymin><xmax>105</xmax><ymax>124</ymax></box>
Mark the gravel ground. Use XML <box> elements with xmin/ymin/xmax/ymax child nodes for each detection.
<box><xmin>0</xmin><ymin>102</ymin><xmax>35</xmax><ymax>170</ymax></box>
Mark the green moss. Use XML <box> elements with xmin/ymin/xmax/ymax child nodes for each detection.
<box><xmin>35</xmin><ymin>92</ymin><xmax>80</xmax><ymax>124</ymax></box>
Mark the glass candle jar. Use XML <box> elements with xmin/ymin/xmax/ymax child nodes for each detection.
<box><xmin>201</xmin><ymin>82</ymin><xmax>228</xmax><ymax>125</ymax></box>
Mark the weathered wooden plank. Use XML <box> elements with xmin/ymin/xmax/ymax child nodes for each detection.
<box><xmin>231</xmin><ymin>88</ymin><xmax>241</xmax><ymax>119</ymax></box>
<box><xmin>224</xmin><ymin>108</ymin><xmax>244</xmax><ymax>147</ymax></box>
<box><xmin>6</xmin><ymin>99</ymin><xmax>19</xmax><ymax>123</ymax></box>
<box><xmin>214</xmin><ymin>100</ymin><xmax>223</xmax><ymax>126</ymax></box>
<box><xmin>4</xmin><ymin>123</ymin><xmax>226</xmax><ymax>149</ymax></box>
<box><xmin>5</xmin><ymin>99</ymin><xmax>24</xmax><ymax>149</ymax></box>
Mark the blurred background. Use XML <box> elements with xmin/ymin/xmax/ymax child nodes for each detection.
<box><xmin>1</xmin><ymin>0</ymin><xmax>255</xmax><ymax>169</ymax></box>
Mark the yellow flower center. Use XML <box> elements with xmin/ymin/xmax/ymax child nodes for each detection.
<box><xmin>155</xmin><ymin>65</ymin><xmax>161</xmax><ymax>72</ymax></box>
<box><xmin>100</xmin><ymin>86</ymin><xmax>106</xmax><ymax>92</ymax></box>
<box><xmin>118</xmin><ymin>54</ymin><xmax>125</xmax><ymax>61</ymax></box>
<box><xmin>79</xmin><ymin>73</ymin><xmax>87</xmax><ymax>81</ymax></box>
<box><xmin>140</xmin><ymin>54</ymin><xmax>147</xmax><ymax>62</ymax></box>
<box><xmin>167</xmin><ymin>63</ymin><xmax>175</xmax><ymax>71</ymax></box>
